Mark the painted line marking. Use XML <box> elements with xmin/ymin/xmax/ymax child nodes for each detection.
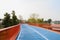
<box><xmin>17</xmin><ymin>24</ymin><xmax>49</xmax><ymax>40</ymax></box>
<box><xmin>27</xmin><ymin>25</ymin><xmax>49</xmax><ymax>40</ymax></box>
<box><xmin>16</xmin><ymin>25</ymin><xmax>22</xmax><ymax>40</ymax></box>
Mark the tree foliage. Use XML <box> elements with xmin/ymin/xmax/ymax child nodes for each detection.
<box><xmin>28</xmin><ymin>13</ymin><xmax>44</xmax><ymax>23</ymax></box>
<box><xmin>12</xmin><ymin>11</ymin><xmax>19</xmax><ymax>25</ymax></box>
<box><xmin>28</xmin><ymin>18</ymin><xmax>37</xmax><ymax>23</ymax></box>
<box><xmin>2</xmin><ymin>12</ymin><xmax>12</xmax><ymax>27</ymax></box>
<box><xmin>28</xmin><ymin>13</ymin><xmax>38</xmax><ymax>23</ymax></box>
<box><xmin>2</xmin><ymin>11</ymin><xmax>19</xmax><ymax>28</ymax></box>
<box><xmin>47</xmin><ymin>19</ymin><xmax>52</xmax><ymax>24</ymax></box>
<box><xmin>37</xmin><ymin>18</ymin><xmax>44</xmax><ymax>23</ymax></box>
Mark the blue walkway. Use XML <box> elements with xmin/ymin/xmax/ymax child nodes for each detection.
<box><xmin>16</xmin><ymin>24</ymin><xmax>60</xmax><ymax>40</ymax></box>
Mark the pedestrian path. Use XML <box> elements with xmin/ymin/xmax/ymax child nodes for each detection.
<box><xmin>16</xmin><ymin>24</ymin><xmax>60</xmax><ymax>40</ymax></box>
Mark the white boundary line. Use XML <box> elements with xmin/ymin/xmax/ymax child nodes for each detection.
<box><xmin>16</xmin><ymin>24</ymin><xmax>22</xmax><ymax>40</ymax></box>
<box><xmin>17</xmin><ymin>24</ymin><xmax>48</xmax><ymax>40</ymax></box>
<box><xmin>30</xmin><ymin>24</ymin><xmax>60</xmax><ymax>34</ymax></box>
<box><xmin>27</xmin><ymin>25</ymin><xmax>49</xmax><ymax>40</ymax></box>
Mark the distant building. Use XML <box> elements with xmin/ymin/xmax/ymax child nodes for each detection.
<box><xmin>52</xmin><ymin>21</ymin><xmax>60</xmax><ymax>24</ymax></box>
<box><xmin>51</xmin><ymin>21</ymin><xmax>60</xmax><ymax>31</ymax></box>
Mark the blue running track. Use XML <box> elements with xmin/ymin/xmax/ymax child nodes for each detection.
<box><xmin>16</xmin><ymin>24</ymin><xmax>60</xmax><ymax>40</ymax></box>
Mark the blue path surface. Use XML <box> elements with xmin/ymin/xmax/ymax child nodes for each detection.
<box><xmin>16</xmin><ymin>24</ymin><xmax>60</xmax><ymax>40</ymax></box>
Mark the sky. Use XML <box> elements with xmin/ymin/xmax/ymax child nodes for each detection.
<box><xmin>0</xmin><ymin>0</ymin><xmax>60</xmax><ymax>21</ymax></box>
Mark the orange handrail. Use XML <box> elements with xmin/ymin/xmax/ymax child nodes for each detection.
<box><xmin>0</xmin><ymin>24</ymin><xmax>20</xmax><ymax>40</ymax></box>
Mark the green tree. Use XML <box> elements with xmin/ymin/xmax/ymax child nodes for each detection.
<box><xmin>28</xmin><ymin>18</ymin><xmax>36</xmax><ymax>23</ymax></box>
<box><xmin>37</xmin><ymin>18</ymin><xmax>44</xmax><ymax>23</ymax></box>
<box><xmin>28</xmin><ymin>13</ymin><xmax>38</xmax><ymax>23</ymax></box>
<box><xmin>12</xmin><ymin>11</ymin><xmax>19</xmax><ymax>25</ymax></box>
<box><xmin>2</xmin><ymin>12</ymin><xmax>12</xmax><ymax>27</ymax></box>
<box><xmin>47</xmin><ymin>19</ymin><xmax>52</xmax><ymax>24</ymax></box>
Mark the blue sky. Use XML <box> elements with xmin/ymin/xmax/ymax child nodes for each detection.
<box><xmin>0</xmin><ymin>0</ymin><xmax>60</xmax><ymax>21</ymax></box>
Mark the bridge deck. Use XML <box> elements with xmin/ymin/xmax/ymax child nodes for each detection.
<box><xmin>16</xmin><ymin>24</ymin><xmax>60</xmax><ymax>40</ymax></box>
